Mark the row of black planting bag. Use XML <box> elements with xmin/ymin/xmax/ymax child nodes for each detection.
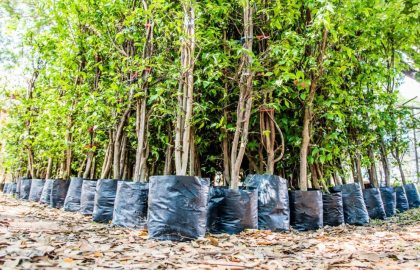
<box><xmin>2</xmin><ymin>175</ymin><xmax>419</xmax><ymax>241</ymax></box>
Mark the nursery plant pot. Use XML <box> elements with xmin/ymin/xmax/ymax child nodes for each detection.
<box><xmin>289</xmin><ymin>190</ymin><xmax>323</xmax><ymax>231</ymax></box>
<box><xmin>362</xmin><ymin>188</ymin><xmax>386</xmax><ymax>220</ymax></box>
<box><xmin>16</xmin><ymin>178</ymin><xmax>21</xmax><ymax>197</ymax></box>
<box><xmin>333</xmin><ymin>183</ymin><xmax>369</xmax><ymax>225</ymax></box>
<box><xmin>2</xmin><ymin>183</ymin><xmax>8</xmax><ymax>193</ymax></box>
<box><xmin>244</xmin><ymin>174</ymin><xmax>290</xmax><ymax>231</ymax></box>
<box><xmin>28</xmin><ymin>179</ymin><xmax>45</xmax><ymax>202</ymax></box>
<box><xmin>207</xmin><ymin>186</ymin><xmax>258</xmax><ymax>234</ymax></box>
<box><xmin>40</xmin><ymin>179</ymin><xmax>54</xmax><ymax>204</ymax></box>
<box><xmin>19</xmin><ymin>178</ymin><xmax>32</xmax><ymax>200</ymax></box>
<box><xmin>380</xmin><ymin>187</ymin><xmax>396</xmax><ymax>217</ymax></box>
<box><xmin>49</xmin><ymin>179</ymin><xmax>70</xmax><ymax>208</ymax></box>
<box><xmin>395</xmin><ymin>186</ymin><xmax>409</xmax><ymax>213</ymax></box>
<box><xmin>10</xmin><ymin>183</ymin><xmax>17</xmax><ymax>195</ymax></box>
<box><xmin>403</xmin><ymin>183</ymin><xmax>420</xmax><ymax>208</ymax></box>
<box><xmin>148</xmin><ymin>175</ymin><xmax>210</xmax><ymax>241</ymax></box>
<box><xmin>112</xmin><ymin>181</ymin><xmax>149</xmax><ymax>228</ymax></box>
<box><xmin>322</xmin><ymin>191</ymin><xmax>344</xmax><ymax>227</ymax></box>
<box><xmin>80</xmin><ymin>179</ymin><xmax>98</xmax><ymax>215</ymax></box>
<box><xmin>63</xmin><ymin>177</ymin><xmax>84</xmax><ymax>212</ymax></box>
<box><xmin>92</xmin><ymin>179</ymin><xmax>118</xmax><ymax>223</ymax></box>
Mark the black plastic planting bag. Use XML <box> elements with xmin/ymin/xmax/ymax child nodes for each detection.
<box><xmin>19</xmin><ymin>179</ymin><xmax>32</xmax><ymax>200</ymax></box>
<box><xmin>2</xmin><ymin>183</ymin><xmax>8</xmax><ymax>193</ymax></box>
<box><xmin>10</xmin><ymin>183</ymin><xmax>17</xmax><ymax>195</ymax></box>
<box><xmin>395</xmin><ymin>186</ymin><xmax>409</xmax><ymax>212</ymax></box>
<box><xmin>1</xmin><ymin>183</ymin><xmax>5</xmax><ymax>193</ymax></box>
<box><xmin>80</xmin><ymin>180</ymin><xmax>97</xmax><ymax>215</ymax></box>
<box><xmin>28</xmin><ymin>179</ymin><xmax>45</xmax><ymax>202</ymax></box>
<box><xmin>380</xmin><ymin>187</ymin><xmax>396</xmax><ymax>217</ymax></box>
<box><xmin>333</xmin><ymin>183</ymin><xmax>369</xmax><ymax>225</ymax></box>
<box><xmin>244</xmin><ymin>174</ymin><xmax>289</xmax><ymax>231</ymax></box>
<box><xmin>207</xmin><ymin>187</ymin><xmax>258</xmax><ymax>234</ymax></box>
<box><xmin>289</xmin><ymin>190</ymin><xmax>323</xmax><ymax>231</ymax></box>
<box><xmin>148</xmin><ymin>176</ymin><xmax>210</xmax><ymax>241</ymax></box>
<box><xmin>403</xmin><ymin>183</ymin><xmax>420</xmax><ymax>208</ymax></box>
<box><xmin>50</xmin><ymin>179</ymin><xmax>70</xmax><ymax>208</ymax></box>
<box><xmin>16</xmin><ymin>179</ymin><xmax>21</xmax><ymax>197</ymax></box>
<box><xmin>92</xmin><ymin>179</ymin><xmax>118</xmax><ymax>223</ymax></box>
<box><xmin>40</xmin><ymin>179</ymin><xmax>53</xmax><ymax>204</ymax></box>
<box><xmin>362</xmin><ymin>188</ymin><xmax>386</xmax><ymax>220</ymax></box>
<box><xmin>112</xmin><ymin>181</ymin><xmax>149</xmax><ymax>228</ymax></box>
<box><xmin>322</xmin><ymin>192</ymin><xmax>344</xmax><ymax>226</ymax></box>
<box><xmin>63</xmin><ymin>177</ymin><xmax>83</xmax><ymax>212</ymax></box>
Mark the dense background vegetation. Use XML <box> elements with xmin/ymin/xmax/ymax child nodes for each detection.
<box><xmin>0</xmin><ymin>0</ymin><xmax>419</xmax><ymax>190</ymax></box>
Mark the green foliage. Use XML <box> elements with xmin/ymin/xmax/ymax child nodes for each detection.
<box><xmin>0</xmin><ymin>0</ymin><xmax>418</xmax><ymax>183</ymax></box>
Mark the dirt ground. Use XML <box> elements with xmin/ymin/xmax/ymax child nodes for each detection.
<box><xmin>0</xmin><ymin>194</ymin><xmax>419</xmax><ymax>270</ymax></box>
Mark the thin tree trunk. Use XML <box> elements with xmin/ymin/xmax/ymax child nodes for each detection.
<box><xmin>310</xmin><ymin>164</ymin><xmax>320</xmax><ymax>189</ymax></box>
<box><xmin>90</xmin><ymin>156</ymin><xmax>96</xmax><ymax>179</ymax></box>
<box><xmin>412</xmin><ymin>113</ymin><xmax>419</xmax><ymax>183</ymax></box>
<box><xmin>394</xmin><ymin>148</ymin><xmax>407</xmax><ymax>185</ymax></box>
<box><xmin>222</xmin><ymin>128</ymin><xmax>230</xmax><ymax>185</ymax></box>
<box><xmin>230</xmin><ymin>0</ymin><xmax>253</xmax><ymax>189</ymax></box>
<box><xmin>175</xmin><ymin>1</ymin><xmax>196</xmax><ymax>175</ymax></box>
<box><xmin>299</xmin><ymin>27</ymin><xmax>328</xmax><ymax>191</ymax></box>
<box><xmin>134</xmin><ymin>0</ymin><xmax>154</xmax><ymax>182</ymax></box>
<box><xmin>367</xmin><ymin>147</ymin><xmax>379</xmax><ymax>187</ymax></box>
<box><xmin>164</xmin><ymin>131</ymin><xmax>173</xmax><ymax>175</ymax></box>
<box><xmin>77</xmin><ymin>157</ymin><xmax>87</xmax><ymax>178</ymax></box>
<box><xmin>380</xmin><ymin>140</ymin><xmax>391</xmax><ymax>187</ymax></box>
<box><xmin>101</xmin><ymin>132</ymin><xmax>114</xmax><ymax>179</ymax></box>
<box><xmin>46</xmin><ymin>157</ymin><xmax>53</xmax><ymax>179</ymax></box>
<box><xmin>83</xmin><ymin>152</ymin><xmax>94</xmax><ymax>179</ymax></box>
<box><xmin>189</xmin><ymin>128</ymin><xmax>196</xmax><ymax>176</ymax></box>
<box><xmin>355</xmin><ymin>153</ymin><xmax>364</xmax><ymax>189</ymax></box>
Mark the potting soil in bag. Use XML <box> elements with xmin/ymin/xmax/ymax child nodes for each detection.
<box><xmin>19</xmin><ymin>178</ymin><xmax>32</xmax><ymax>200</ymax></box>
<box><xmin>289</xmin><ymin>190</ymin><xmax>323</xmax><ymax>231</ymax></box>
<box><xmin>403</xmin><ymin>183</ymin><xmax>420</xmax><ymax>208</ymax></box>
<box><xmin>112</xmin><ymin>181</ymin><xmax>149</xmax><ymax>228</ymax></box>
<box><xmin>92</xmin><ymin>179</ymin><xmax>118</xmax><ymax>223</ymax></box>
<box><xmin>63</xmin><ymin>177</ymin><xmax>83</xmax><ymax>212</ymax></box>
<box><xmin>362</xmin><ymin>188</ymin><xmax>386</xmax><ymax>220</ymax></box>
<box><xmin>333</xmin><ymin>183</ymin><xmax>369</xmax><ymax>225</ymax></box>
<box><xmin>80</xmin><ymin>179</ymin><xmax>97</xmax><ymax>215</ymax></box>
<box><xmin>244</xmin><ymin>174</ymin><xmax>289</xmax><ymax>231</ymax></box>
<box><xmin>322</xmin><ymin>192</ymin><xmax>344</xmax><ymax>226</ymax></box>
<box><xmin>207</xmin><ymin>187</ymin><xmax>258</xmax><ymax>234</ymax></box>
<box><xmin>148</xmin><ymin>175</ymin><xmax>210</xmax><ymax>241</ymax></box>
<box><xmin>50</xmin><ymin>179</ymin><xmax>70</xmax><ymax>208</ymax></box>
<box><xmin>40</xmin><ymin>179</ymin><xmax>53</xmax><ymax>204</ymax></box>
<box><xmin>380</xmin><ymin>187</ymin><xmax>396</xmax><ymax>217</ymax></box>
<box><xmin>395</xmin><ymin>186</ymin><xmax>409</xmax><ymax>212</ymax></box>
<box><xmin>28</xmin><ymin>179</ymin><xmax>45</xmax><ymax>202</ymax></box>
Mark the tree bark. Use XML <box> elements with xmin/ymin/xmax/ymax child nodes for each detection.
<box><xmin>134</xmin><ymin>0</ymin><xmax>154</xmax><ymax>182</ymax></box>
<box><xmin>164</xmin><ymin>129</ymin><xmax>173</xmax><ymax>175</ymax></box>
<box><xmin>46</xmin><ymin>157</ymin><xmax>53</xmax><ymax>179</ymax></box>
<box><xmin>230</xmin><ymin>0</ymin><xmax>253</xmax><ymax>189</ymax></box>
<box><xmin>380</xmin><ymin>140</ymin><xmax>391</xmax><ymax>187</ymax></box>
<box><xmin>368</xmin><ymin>147</ymin><xmax>379</xmax><ymax>187</ymax></box>
<box><xmin>175</xmin><ymin>1</ymin><xmax>196</xmax><ymax>176</ymax></box>
<box><xmin>355</xmin><ymin>153</ymin><xmax>364</xmax><ymax>189</ymax></box>
<box><xmin>298</xmin><ymin>27</ymin><xmax>328</xmax><ymax>191</ymax></box>
<box><xmin>394</xmin><ymin>147</ymin><xmax>407</xmax><ymax>185</ymax></box>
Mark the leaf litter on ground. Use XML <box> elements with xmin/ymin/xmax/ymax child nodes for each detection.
<box><xmin>0</xmin><ymin>194</ymin><xmax>419</xmax><ymax>269</ymax></box>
